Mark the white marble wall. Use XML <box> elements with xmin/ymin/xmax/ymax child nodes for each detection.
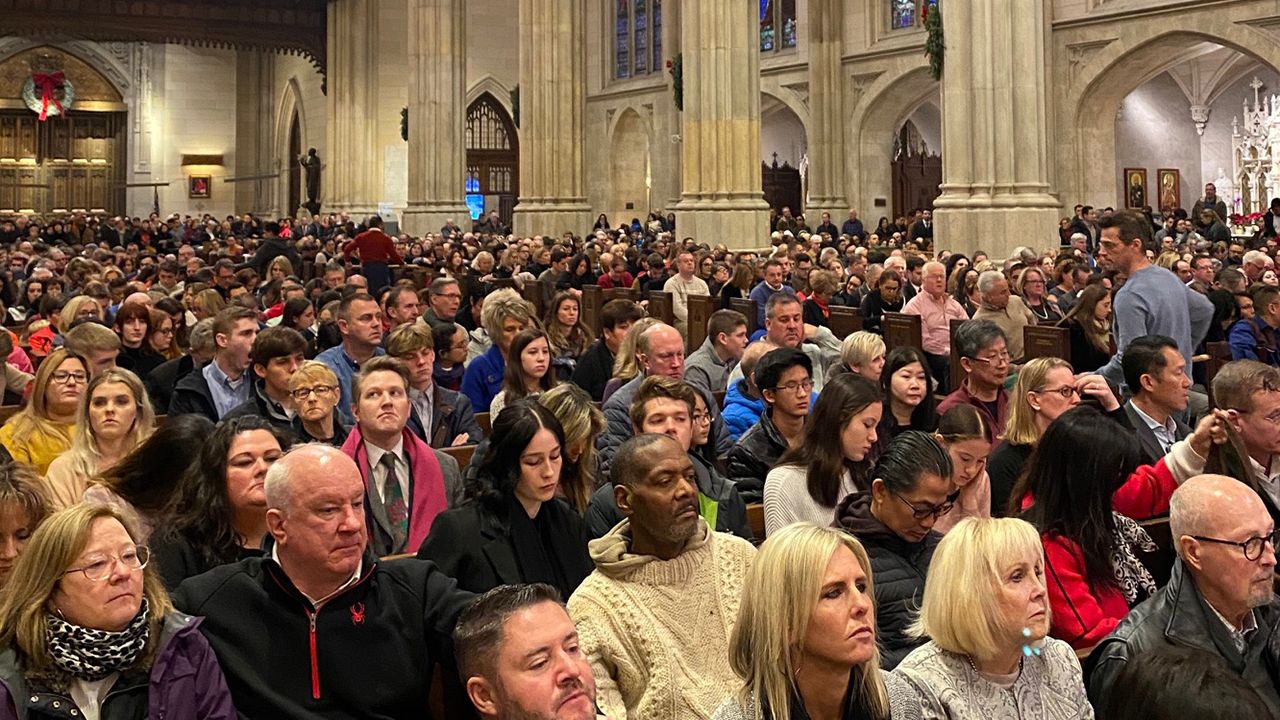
<box><xmin>155</xmin><ymin>45</ymin><xmax>239</xmax><ymax>217</ymax></box>
<box><xmin>1114</xmin><ymin>73</ymin><xmax>1204</xmax><ymax>207</ymax></box>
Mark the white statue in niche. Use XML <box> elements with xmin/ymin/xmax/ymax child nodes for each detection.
<box><xmin>1214</xmin><ymin>168</ymin><xmax>1235</xmax><ymax>214</ymax></box>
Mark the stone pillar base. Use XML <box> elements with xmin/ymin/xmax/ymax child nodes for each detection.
<box><xmin>675</xmin><ymin>198</ymin><xmax>771</xmax><ymax>250</ymax></box>
<box><xmin>934</xmin><ymin>200</ymin><xmax>1061</xmax><ymax>261</ymax></box>
<box><xmin>512</xmin><ymin>202</ymin><xmax>593</xmax><ymax>237</ymax></box>
<box><xmin>402</xmin><ymin>204</ymin><xmax>471</xmax><ymax>236</ymax></box>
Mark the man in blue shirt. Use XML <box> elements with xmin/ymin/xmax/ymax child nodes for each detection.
<box><xmin>841</xmin><ymin>209</ymin><xmax>865</xmax><ymax>240</ymax></box>
<box><xmin>169</xmin><ymin>306</ymin><xmax>259</xmax><ymax>421</ymax></box>
<box><xmin>317</xmin><ymin>292</ymin><xmax>385</xmax><ymax>423</ymax></box>
<box><xmin>747</xmin><ymin>258</ymin><xmax>795</xmax><ymax>328</ymax></box>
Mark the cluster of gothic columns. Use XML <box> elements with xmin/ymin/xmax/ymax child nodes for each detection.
<box><xmin>324</xmin><ymin>0</ymin><xmax>1058</xmax><ymax>259</ymax></box>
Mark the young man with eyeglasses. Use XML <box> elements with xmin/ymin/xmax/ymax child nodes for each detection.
<box><xmin>1090</xmin><ymin>474</ymin><xmax>1280</xmax><ymax>715</ymax></box>
<box><xmin>938</xmin><ymin>320</ymin><xmax>1012</xmax><ymax>440</ymax></box>
<box><xmin>585</xmin><ymin>375</ymin><xmax>751</xmax><ymax>542</ymax></box>
<box><xmin>727</xmin><ymin>348</ymin><xmax>813</xmax><ymax>504</ymax></box>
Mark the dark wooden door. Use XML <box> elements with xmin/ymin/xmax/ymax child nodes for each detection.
<box><xmin>762</xmin><ymin>157</ymin><xmax>802</xmax><ymax>216</ymax></box>
<box><xmin>0</xmin><ymin>110</ymin><xmax>125</xmax><ymax>215</ymax></box>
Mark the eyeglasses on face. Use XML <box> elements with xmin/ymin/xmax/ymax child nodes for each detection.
<box><xmin>51</xmin><ymin>371</ymin><xmax>88</xmax><ymax>385</ymax></box>
<box><xmin>1035</xmin><ymin>385</ymin><xmax>1079</xmax><ymax>400</ymax></box>
<box><xmin>771</xmin><ymin>379</ymin><xmax>815</xmax><ymax>395</ymax></box>
<box><xmin>1191</xmin><ymin>529</ymin><xmax>1280</xmax><ymax>561</ymax></box>
<box><xmin>892</xmin><ymin>490</ymin><xmax>962</xmax><ymax>520</ymax></box>
<box><xmin>970</xmin><ymin>351</ymin><xmax>1010</xmax><ymax>365</ymax></box>
<box><xmin>291</xmin><ymin>385</ymin><xmax>337</xmax><ymax>400</ymax></box>
<box><xmin>63</xmin><ymin>545</ymin><xmax>150</xmax><ymax>582</ymax></box>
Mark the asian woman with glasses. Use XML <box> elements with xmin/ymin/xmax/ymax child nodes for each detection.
<box><xmin>834</xmin><ymin>430</ymin><xmax>956</xmax><ymax>669</ymax></box>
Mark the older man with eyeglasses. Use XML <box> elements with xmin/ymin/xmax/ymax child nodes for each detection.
<box><xmin>937</xmin><ymin>320</ymin><xmax>1012</xmax><ymax>440</ymax></box>
<box><xmin>1090</xmin><ymin>474</ymin><xmax>1280</xmax><ymax>716</ymax></box>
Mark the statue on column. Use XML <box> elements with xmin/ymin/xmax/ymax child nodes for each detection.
<box><xmin>299</xmin><ymin>148</ymin><xmax>322</xmax><ymax>215</ymax></box>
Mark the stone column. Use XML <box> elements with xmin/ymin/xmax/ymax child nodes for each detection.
<box><xmin>806</xmin><ymin>0</ymin><xmax>848</xmax><ymax>222</ymax></box>
<box><xmin>402</xmin><ymin>0</ymin><xmax>469</xmax><ymax>235</ymax></box>
<box><xmin>325</xmin><ymin>0</ymin><xmax>380</xmax><ymax>217</ymax></box>
<box><xmin>674</xmin><ymin>0</ymin><xmax>770</xmax><ymax>249</ymax></box>
<box><xmin>933</xmin><ymin>0</ymin><xmax>1060</xmax><ymax>259</ymax></box>
<box><xmin>513</xmin><ymin>0</ymin><xmax>592</xmax><ymax>236</ymax></box>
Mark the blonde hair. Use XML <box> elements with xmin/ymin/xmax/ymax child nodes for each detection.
<box><xmin>193</xmin><ymin>288</ymin><xmax>227</xmax><ymax>319</ymax></box>
<box><xmin>1002</xmin><ymin>356</ymin><xmax>1072</xmax><ymax>446</ymax></box>
<box><xmin>3</xmin><ymin>348</ymin><xmax>87</xmax><ymax>452</ymax></box>
<box><xmin>61</xmin><ymin>368</ymin><xmax>156</xmax><ymax>483</ymax></box>
<box><xmin>480</xmin><ymin>288</ymin><xmax>536</xmax><ymax>340</ymax></box>
<box><xmin>0</xmin><ymin>504</ymin><xmax>174</xmax><ymax>678</ymax></box>
<box><xmin>609</xmin><ymin>316</ymin><xmax>661</xmax><ymax>381</ymax></box>
<box><xmin>289</xmin><ymin>360</ymin><xmax>339</xmax><ymax>391</ymax></box>
<box><xmin>728</xmin><ymin>523</ymin><xmax>889</xmax><ymax>720</ymax></box>
<box><xmin>267</xmin><ymin>255</ymin><xmax>295</xmax><ymax>278</ymax></box>
<box><xmin>909</xmin><ymin>517</ymin><xmax>1045</xmax><ymax>662</ymax></box>
<box><xmin>538</xmin><ymin>384</ymin><xmax>605</xmax><ymax>513</ymax></box>
<box><xmin>60</xmin><ymin>295</ymin><xmax>101</xmax><ymax>324</ymax></box>
<box><xmin>840</xmin><ymin>331</ymin><xmax>886</xmax><ymax>373</ymax></box>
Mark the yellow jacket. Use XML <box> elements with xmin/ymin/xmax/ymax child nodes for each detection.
<box><xmin>0</xmin><ymin>419</ymin><xmax>74</xmax><ymax>476</ymax></box>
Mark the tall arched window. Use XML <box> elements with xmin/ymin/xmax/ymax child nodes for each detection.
<box><xmin>760</xmin><ymin>0</ymin><xmax>798</xmax><ymax>53</ymax></box>
<box><xmin>891</xmin><ymin>0</ymin><xmax>936</xmax><ymax>30</ymax></box>
<box><xmin>614</xmin><ymin>0</ymin><xmax>662</xmax><ymax>80</ymax></box>
<box><xmin>466</xmin><ymin>94</ymin><xmax>519</xmax><ymax>225</ymax></box>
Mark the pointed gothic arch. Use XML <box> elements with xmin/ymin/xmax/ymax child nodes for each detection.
<box><xmin>274</xmin><ymin>76</ymin><xmax>307</xmax><ymax>214</ymax></box>
<box><xmin>466</xmin><ymin>92</ymin><xmax>519</xmax><ymax>225</ymax></box>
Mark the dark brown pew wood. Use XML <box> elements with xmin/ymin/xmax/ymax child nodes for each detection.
<box><xmin>746</xmin><ymin>503</ymin><xmax>765</xmax><ymax>545</ymax></box>
<box><xmin>729</xmin><ymin>298</ymin><xmax>759</xmax><ymax>336</ymax></box>
<box><xmin>441</xmin><ymin>444</ymin><xmax>477</xmax><ymax>470</ymax></box>
<box><xmin>828</xmin><ymin>306</ymin><xmax>863</xmax><ymax>341</ymax></box>
<box><xmin>581</xmin><ymin>285</ymin><xmax>604</xmax><ymax>336</ymax></box>
<box><xmin>686</xmin><ymin>294</ymin><xmax>717</xmax><ymax>353</ymax></box>
<box><xmin>1024</xmin><ymin>325</ymin><xmax>1071</xmax><ymax>364</ymax></box>
<box><xmin>647</xmin><ymin>291</ymin><xmax>675</xmax><ymax>327</ymax></box>
<box><xmin>882</xmin><ymin>312</ymin><xmax>923</xmax><ymax>353</ymax></box>
<box><xmin>476</xmin><ymin>412</ymin><xmax>491</xmax><ymax>435</ymax></box>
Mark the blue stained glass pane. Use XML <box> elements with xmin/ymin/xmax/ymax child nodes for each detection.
<box><xmin>615</xmin><ymin>0</ymin><xmax>630</xmax><ymax>78</ymax></box>
<box><xmin>760</xmin><ymin>0</ymin><xmax>775</xmax><ymax>52</ymax></box>
<box><xmin>466</xmin><ymin>194</ymin><xmax>484</xmax><ymax>220</ymax></box>
<box><xmin>891</xmin><ymin>0</ymin><xmax>915</xmax><ymax>29</ymax></box>
<box><xmin>634</xmin><ymin>0</ymin><xmax>648</xmax><ymax>74</ymax></box>
<box><xmin>652</xmin><ymin>0</ymin><xmax>662</xmax><ymax>71</ymax></box>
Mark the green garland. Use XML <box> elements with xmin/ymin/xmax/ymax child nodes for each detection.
<box><xmin>511</xmin><ymin>86</ymin><xmax>520</xmax><ymax>128</ymax></box>
<box><xmin>924</xmin><ymin>2</ymin><xmax>944</xmax><ymax>81</ymax></box>
<box><xmin>667</xmin><ymin>54</ymin><xmax>683</xmax><ymax>111</ymax></box>
<box><xmin>400</xmin><ymin>106</ymin><xmax>408</xmax><ymax>141</ymax></box>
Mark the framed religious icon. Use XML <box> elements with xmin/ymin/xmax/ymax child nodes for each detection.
<box><xmin>1124</xmin><ymin>168</ymin><xmax>1147</xmax><ymax>210</ymax></box>
<box><xmin>188</xmin><ymin>175</ymin><xmax>211</xmax><ymax>199</ymax></box>
<box><xmin>1157</xmin><ymin>168</ymin><xmax>1181</xmax><ymax>214</ymax></box>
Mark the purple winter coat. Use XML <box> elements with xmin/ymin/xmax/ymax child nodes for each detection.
<box><xmin>0</xmin><ymin>611</ymin><xmax>236</xmax><ymax>720</ymax></box>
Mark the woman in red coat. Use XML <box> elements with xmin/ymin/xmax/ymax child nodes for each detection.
<box><xmin>1012</xmin><ymin>405</ymin><xmax>1222</xmax><ymax>650</ymax></box>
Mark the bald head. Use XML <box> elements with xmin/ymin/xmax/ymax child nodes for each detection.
<box><xmin>1171</xmin><ymin>475</ymin><xmax>1269</xmax><ymax>556</ymax></box>
<box><xmin>637</xmin><ymin>323</ymin><xmax>685</xmax><ymax>379</ymax></box>
<box><xmin>612</xmin><ymin>433</ymin><xmax>683</xmax><ymax>489</ymax></box>
<box><xmin>123</xmin><ymin>292</ymin><xmax>153</xmax><ymax>309</ymax></box>
<box><xmin>265</xmin><ymin>443</ymin><xmax>362</xmax><ymax>512</ymax></box>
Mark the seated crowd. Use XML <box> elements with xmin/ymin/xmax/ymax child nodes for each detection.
<box><xmin>0</xmin><ymin>201</ymin><xmax>1273</xmax><ymax>719</ymax></box>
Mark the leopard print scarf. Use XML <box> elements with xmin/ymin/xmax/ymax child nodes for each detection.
<box><xmin>45</xmin><ymin>598</ymin><xmax>150</xmax><ymax>681</ymax></box>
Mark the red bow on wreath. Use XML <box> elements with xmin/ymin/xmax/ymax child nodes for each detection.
<box><xmin>31</xmin><ymin>72</ymin><xmax>65</xmax><ymax>121</ymax></box>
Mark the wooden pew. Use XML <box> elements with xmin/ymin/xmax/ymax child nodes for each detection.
<box><xmin>729</xmin><ymin>298</ymin><xmax>759</xmax><ymax>336</ymax></box>
<box><xmin>580</xmin><ymin>285</ymin><xmax>604</xmax><ymax>335</ymax></box>
<box><xmin>0</xmin><ymin>405</ymin><xmax>20</xmax><ymax>426</ymax></box>
<box><xmin>828</xmin><ymin>306</ymin><xmax>863</xmax><ymax>341</ymax></box>
<box><xmin>475</xmin><ymin>412</ymin><xmax>491</xmax><ymax>435</ymax></box>
<box><xmin>948</xmin><ymin>318</ymin><xmax>967</xmax><ymax>395</ymax></box>
<box><xmin>603</xmin><ymin>287</ymin><xmax>640</xmax><ymax>302</ymax></box>
<box><xmin>489</xmin><ymin>278</ymin><xmax>518</xmax><ymax>290</ymax></box>
<box><xmin>686</xmin><ymin>294</ymin><xmax>717</xmax><ymax>353</ymax></box>
<box><xmin>746</xmin><ymin>503</ymin><xmax>766</xmax><ymax>545</ymax></box>
<box><xmin>647</xmin><ymin>290</ymin><xmax>675</xmax><ymax>326</ymax></box>
<box><xmin>1137</xmin><ymin>515</ymin><xmax>1175</xmax><ymax>587</ymax></box>
<box><xmin>882</xmin><ymin>312</ymin><xmax>923</xmax><ymax>353</ymax></box>
<box><xmin>441</xmin><ymin>444</ymin><xmax>477</xmax><ymax>470</ymax></box>
<box><xmin>1024</xmin><ymin>325</ymin><xmax>1071</xmax><ymax>364</ymax></box>
<box><xmin>1204</xmin><ymin>340</ymin><xmax>1232</xmax><ymax>409</ymax></box>
<box><xmin>520</xmin><ymin>281</ymin><xmax>545</xmax><ymax>320</ymax></box>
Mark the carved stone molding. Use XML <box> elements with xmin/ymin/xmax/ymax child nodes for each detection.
<box><xmin>1066</xmin><ymin>38</ymin><xmax>1116</xmax><ymax>85</ymax></box>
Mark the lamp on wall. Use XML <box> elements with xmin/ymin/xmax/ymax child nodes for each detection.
<box><xmin>181</xmin><ymin>154</ymin><xmax>224</xmax><ymax>167</ymax></box>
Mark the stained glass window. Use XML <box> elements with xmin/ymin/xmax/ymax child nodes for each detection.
<box><xmin>761</xmin><ymin>0</ymin><xmax>799</xmax><ymax>53</ymax></box>
<box><xmin>892</xmin><ymin>0</ymin><xmax>936</xmax><ymax>30</ymax></box>
<box><xmin>613</xmin><ymin>0</ymin><xmax>664</xmax><ymax>80</ymax></box>
<box><xmin>634</xmin><ymin>0</ymin><xmax>648</xmax><ymax>74</ymax></box>
<box><xmin>615</xmin><ymin>0</ymin><xmax>630</xmax><ymax>79</ymax></box>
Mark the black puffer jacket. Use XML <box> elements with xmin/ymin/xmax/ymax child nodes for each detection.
<box><xmin>726</xmin><ymin>411</ymin><xmax>789</xmax><ymax>504</ymax></box>
<box><xmin>835</xmin><ymin>492</ymin><xmax>940</xmax><ymax>669</ymax></box>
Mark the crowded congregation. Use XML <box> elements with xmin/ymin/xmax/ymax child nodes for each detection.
<box><xmin>0</xmin><ymin>194</ymin><xmax>1269</xmax><ymax>720</ymax></box>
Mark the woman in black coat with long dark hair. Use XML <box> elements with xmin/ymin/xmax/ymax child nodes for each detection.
<box><xmin>417</xmin><ymin>399</ymin><xmax>592</xmax><ymax>598</ymax></box>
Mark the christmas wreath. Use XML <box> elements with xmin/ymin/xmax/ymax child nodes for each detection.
<box><xmin>666</xmin><ymin>54</ymin><xmax>683</xmax><ymax>111</ymax></box>
<box><xmin>23</xmin><ymin>72</ymin><xmax>74</xmax><ymax>121</ymax></box>
<box><xmin>924</xmin><ymin>2</ymin><xmax>944</xmax><ymax>81</ymax></box>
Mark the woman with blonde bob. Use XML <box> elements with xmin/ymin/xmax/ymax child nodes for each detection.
<box><xmin>0</xmin><ymin>504</ymin><xmax>235</xmax><ymax>719</ymax></box>
<box><xmin>45</xmin><ymin>368</ymin><xmax>156</xmax><ymax>510</ymax></box>
<box><xmin>837</xmin><ymin>331</ymin><xmax>887</xmax><ymax>381</ymax></box>
<box><xmin>895</xmin><ymin>517</ymin><xmax>1092</xmax><ymax>719</ymax></box>
<box><xmin>712</xmin><ymin>523</ymin><xmax>920</xmax><ymax>720</ymax></box>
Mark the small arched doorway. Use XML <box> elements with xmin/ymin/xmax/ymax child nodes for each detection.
<box><xmin>608</xmin><ymin>109</ymin><xmax>651</xmax><ymax>224</ymax></box>
<box><xmin>760</xmin><ymin>93</ymin><xmax>806</xmax><ymax>216</ymax></box>
<box><xmin>287</xmin><ymin>111</ymin><xmax>301</xmax><ymax>216</ymax></box>
<box><xmin>465</xmin><ymin>93</ymin><xmax>519</xmax><ymax>227</ymax></box>
<box><xmin>892</xmin><ymin>100</ymin><xmax>942</xmax><ymax>218</ymax></box>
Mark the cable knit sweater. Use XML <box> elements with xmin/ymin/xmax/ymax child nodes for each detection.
<box><xmin>568</xmin><ymin>519</ymin><xmax>756</xmax><ymax>720</ymax></box>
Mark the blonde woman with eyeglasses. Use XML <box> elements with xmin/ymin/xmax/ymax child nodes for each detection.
<box><xmin>0</xmin><ymin>504</ymin><xmax>236</xmax><ymax>719</ymax></box>
<box><xmin>0</xmin><ymin>348</ymin><xmax>89</xmax><ymax>475</ymax></box>
<box><xmin>287</xmin><ymin>361</ymin><xmax>349</xmax><ymax>447</ymax></box>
